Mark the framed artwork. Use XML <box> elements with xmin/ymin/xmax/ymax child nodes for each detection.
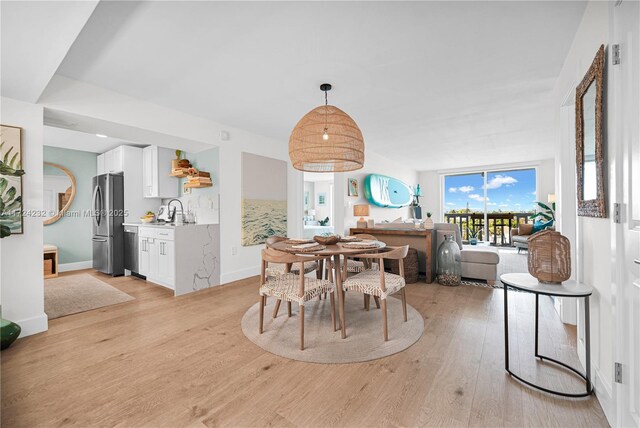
<box><xmin>348</xmin><ymin>178</ymin><xmax>358</xmax><ymax>197</ymax></box>
<box><xmin>241</xmin><ymin>152</ymin><xmax>287</xmax><ymax>246</ymax></box>
<box><xmin>0</xmin><ymin>125</ymin><xmax>24</xmax><ymax>237</ymax></box>
<box><xmin>317</xmin><ymin>192</ymin><xmax>327</xmax><ymax>206</ymax></box>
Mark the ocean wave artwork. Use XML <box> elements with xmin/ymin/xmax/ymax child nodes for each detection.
<box><xmin>242</xmin><ymin>199</ymin><xmax>287</xmax><ymax>246</ymax></box>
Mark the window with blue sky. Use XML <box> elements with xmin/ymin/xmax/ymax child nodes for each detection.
<box><xmin>444</xmin><ymin>168</ymin><xmax>536</xmax><ymax>213</ymax></box>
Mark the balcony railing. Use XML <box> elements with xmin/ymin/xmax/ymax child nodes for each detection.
<box><xmin>444</xmin><ymin>212</ymin><xmax>531</xmax><ymax>247</ymax></box>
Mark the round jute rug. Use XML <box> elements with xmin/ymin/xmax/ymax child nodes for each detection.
<box><xmin>241</xmin><ymin>292</ymin><xmax>424</xmax><ymax>364</ymax></box>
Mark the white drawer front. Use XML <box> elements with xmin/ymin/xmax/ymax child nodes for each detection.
<box><xmin>138</xmin><ymin>227</ymin><xmax>175</xmax><ymax>240</ymax></box>
<box><xmin>155</xmin><ymin>229</ymin><xmax>175</xmax><ymax>241</ymax></box>
<box><xmin>139</xmin><ymin>227</ymin><xmax>156</xmax><ymax>238</ymax></box>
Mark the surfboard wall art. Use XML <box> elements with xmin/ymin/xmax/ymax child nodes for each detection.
<box><xmin>363</xmin><ymin>174</ymin><xmax>413</xmax><ymax>208</ymax></box>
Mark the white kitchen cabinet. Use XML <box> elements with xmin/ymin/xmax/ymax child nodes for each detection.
<box><xmin>96</xmin><ymin>145</ymin><xmax>157</xmax><ymax>221</ymax></box>
<box><xmin>142</xmin><ymin>145</ymin><xmax>178</xmax><ymax>198</ymax></box>
<box><xmin>138</xmin><ymin>227</ymin><xmax>175</xmax><ymax>290</ymax></box>
<box><xmin>157</xmin><ymin>239</ymin><xmax>175</xmax><ymax>285</ymax></box>
<box><xmin>138</xmin><ymin>235</ymin><xmax>152</xmax><ymax>276</ymax></box>
<box><xmin>133</xmin><ymin>224</ymin><xmax>220</xmax><ymax>296</ymax></box>
<box><xmin>97</xmin><ymin>146</ymin><xmax>124</xmax><ymax>174</ymax></box>
<box><xmin>97</xmin><ymin>153</ymin><xmax>106</xmax><ymax>175</ymax></box>
<box><xmin>101</xmin><ymin>146</ymin><xmax>124</xmax><ymax>173</ymax></box>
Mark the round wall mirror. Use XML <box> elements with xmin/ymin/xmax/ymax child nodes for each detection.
<box><xmin>43</xmin><ymin>162</ymin><xmax>76</xmax><ymax>225</ymax></box>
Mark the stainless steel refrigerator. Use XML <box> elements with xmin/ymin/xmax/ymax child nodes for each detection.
<box><xmin>92</xmin><ymin>173</ymin><xmax>124</xmax><ymax>276</ymax></box>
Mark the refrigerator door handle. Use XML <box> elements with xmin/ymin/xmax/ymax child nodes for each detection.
<box><xmin>96</xmin><ymin>185</ymin><xmax>103</xmax><ymax>227</ymax></box>
<box><xmin>92</xmin><ymin>185</ymin><xmax>100</xmax><ymax>227</ymax></box>
<box><xmin>92</xmin><ymin>238</ymin><xmax>107</xmax><ymax>242</ymax></box>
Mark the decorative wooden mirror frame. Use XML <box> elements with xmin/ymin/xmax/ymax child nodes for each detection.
<box><xmin>43</xmin><ymin>162</ymin><xmax>76</xmax><ymax>225</ymax></box>
<box><xmin>575</xmin><ymin>44</ymin><xmax>606</xmax><ymax>218</ymax></box>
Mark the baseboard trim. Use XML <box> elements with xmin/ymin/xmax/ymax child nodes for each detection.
<box><xmin>14</xmin><ymin>313</ymin><xmax>48</xmax><ymax>337</ymax></box>
<box><xmin>58</xmin><ymin>261</ymin><xmax>92</xmax><ymax>272</ymax></box>
<box><xmin>594</xmin><ymin>367</ymin><xmax>616</xmax><ymax>426</ymax></box>
<box><xmin>220</xmin><ymin>266</ymin><xmax>260</xmax><ymax>285</ymax></box>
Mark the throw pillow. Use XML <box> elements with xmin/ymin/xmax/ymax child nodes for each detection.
<box><xmin>518</xmin><ymin>223</ymin><xmax>534</xmax><ymax>235</ymax></box>
<box><xmin>532</xmin><ymin>220</ymin><xmax>553</xmax><ymax>234</ymax></box>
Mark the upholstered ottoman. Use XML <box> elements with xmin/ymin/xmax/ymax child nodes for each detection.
<box><xmin>434</xmin><ymin>223</ymin><xmax>500</xmax><ymax>285</ymax></box>
<box><xmin>460</xmin><ymin>245</ymin><xmax>500</xmax><ymax>285</ymax></box>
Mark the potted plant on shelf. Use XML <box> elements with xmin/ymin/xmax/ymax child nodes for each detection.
<box><xmin>173</xmin><ymin>150</ymin><xmax>191</xmax><ymax>171</ymax></box>
<box><xmin>424</xmin><ymin>212</ymin><xmax>434</xmax><ymax>229</ymax></box>
<box><xmin>172</xmin><ymin>150</ymin><xmax>182</xmax><ymax>170</ymax></box>
<box><xmin>467</xmin><ymin>224</ymin><xmax>480</xmax><ymax>245</ymax></box>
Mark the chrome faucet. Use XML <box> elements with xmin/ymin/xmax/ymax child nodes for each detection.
<box><xmin>167</xmin><ymin>199</ymin><xmax>184</xmax><ymax>224</ymax></box>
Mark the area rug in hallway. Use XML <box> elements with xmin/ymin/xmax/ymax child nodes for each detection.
<box><xmin>241</xmin><ymin>292</ymin><xmax>424</xmax><ymax>364</ymax></box>
<box><xmin>45</xmin><ymin>274</ymin><xmax>135</xmax><ymax>319</ymax></box>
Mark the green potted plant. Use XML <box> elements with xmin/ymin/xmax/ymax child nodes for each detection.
<box><xmin>467</xmin><ymin>224</ymin><xmax>481</xmax><ymax>245</ymax></box>
<box><xmin>172</xmin><ymin>150</ymin><xmax>182</xmax><ymax>170</ymax></box>
<box><xmin>424</xmin><ymin>212</ymin><xmax>434</xmax><ymax>229</ymax></box>
<box><xmin>529</xmin><ymin>201</ymin><xmax>556</xmax><ymax>226</ymax></box>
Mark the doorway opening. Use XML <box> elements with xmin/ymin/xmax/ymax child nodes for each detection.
<box><xmin>302</xmin><ymin>172</ymin><xmax>334</xmax><ymax>238</ymax></box>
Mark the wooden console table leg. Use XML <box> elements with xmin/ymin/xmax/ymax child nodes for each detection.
<box><xmin>425</xmin><ymin>234</ymin><xmax>433</xmax><ymax>283</ymax></box>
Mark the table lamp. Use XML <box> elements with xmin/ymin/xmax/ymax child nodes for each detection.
<box><xmin>354</xmin><ymin>204</ymin><xmax>370</xmax><ymax>228</ymax></box>
<box><xmin>547</xmin><ymin>193</ymin><xmax>556</xmax><ymax>211</ymax></box>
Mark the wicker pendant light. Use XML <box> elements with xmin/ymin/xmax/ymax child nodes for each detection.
<box><xmin>289</xmin><ymin>83</ymin><xmax>364</xmax><ymax>172</ymax></box>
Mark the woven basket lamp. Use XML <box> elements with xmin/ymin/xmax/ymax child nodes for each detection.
<box><xmin>527</xmin><ymin>229</ymin><xmax>571</xmax><ymax>284</ymax></box>
<box><xmin>289</xmin><ymin>83</ymin><xmax>364</xmax><ymax>172</ymax></box>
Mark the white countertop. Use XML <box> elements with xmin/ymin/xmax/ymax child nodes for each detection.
<box><xmin>123</xmin><ymin>222</ymin><xmax>217</xmax><ymax>228</ymax></box>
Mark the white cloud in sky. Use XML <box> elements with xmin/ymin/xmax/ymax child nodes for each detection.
<box><xmin>531</xmin><ymin>191</ymin><xmax>537</xmax><ymax>195</ymax></box>
<box><xmin>449</xmin><ymin>186</ymin><xmax>474</xmax><ymax>193</ymax></box>
<box><xmin>499</xmin><ymin>204</ymin><xmax>509</xmax><ymax>207</ymax></box>
<box><xmin>446</xmin><ymin>202</ymin><xmax>455</xmax><ymax>206</ymax></box>
<box><xmin>487</xmin><ymin>202</ymin><xmax>497</xmax><ymax>206</ymax></box>
<box><xmin>469</xmin><ymin>194</ymin><xmax>489</xmax><ymax>202</ymax></box>
<box><xmin>485</xmin><ymin>175</ymin><xmax>518</xmax><ymax>190</ymax></box>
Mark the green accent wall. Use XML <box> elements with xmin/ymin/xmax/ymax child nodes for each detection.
<box><xmin>43</xmin><ymin>146</ymin><xmax>97</xmax><ymax>264</ymax></box>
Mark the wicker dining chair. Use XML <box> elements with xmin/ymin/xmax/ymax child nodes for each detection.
<box><xmin>326</xmin><ymin>234</ymin><xmax>380</xmax><ymax>278</ymax></box>
<box><xmin>265</xmin><ymin>236</ymin><xmax>320</xmax><ymax>277</ymax></box>
<box><xmin>341</xmin><ymin>245</ymin><xmax>410</xmax><ymax>341</ymax></box>
<box><xmin>265</xmin><ymin>236</ymin><xmax>329</xmax><ymax>318</ymax></box>
<box><xmin>326</xmin><ymin>234</ymin><xmax>382</xmax><ymax>309</ymax></box>
<box><xmin>259</xmin><ymin>248</ymin><xmax>336</xmax><ymax>350</ymax></box>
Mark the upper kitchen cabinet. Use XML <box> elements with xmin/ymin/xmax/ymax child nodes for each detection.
<box><xmin>97</xmin><ymin>146</ymin><xmax>124</xmax><ymax>174</ymax></box>
<box><xmin>143</xmin><ymin>146</ymin><xmax>178</xmax><ymax>198</ymax></box>
<box><xmin>96</xmin><ymin>145</ymin><xmax>158</xmax><ymax>219</ymax></box>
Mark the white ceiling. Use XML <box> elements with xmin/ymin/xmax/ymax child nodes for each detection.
<box><xmin>0</xmin><ymin>0</ymin><xmax>98</xmax><ymax>102</ymax></box>
<box><xmin>44</xmin><ymin>125</ymin><xmax>142</xmax><ymax>153</ymax></box>
<box><xmin>55</xmin><ymin>1</ymin><xmax>587</xmax><ymax>171</ymax></box>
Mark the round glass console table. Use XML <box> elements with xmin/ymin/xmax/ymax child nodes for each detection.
<box><xmin>500</xmin><ymin>273</ymin><xmax>594</xmax><ymax>398</ymax></box>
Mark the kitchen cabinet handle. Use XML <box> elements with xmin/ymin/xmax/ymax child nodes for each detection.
<box><xmin>634</xmin><ymin>258</ymin><xmax>640</xmax><ymax>265</ymax></box>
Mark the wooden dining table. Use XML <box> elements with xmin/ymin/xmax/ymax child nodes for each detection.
<box><xmin>269</xmin><ymin>240</ymin><xmax>386</xmax><ymax>339</ymax></box>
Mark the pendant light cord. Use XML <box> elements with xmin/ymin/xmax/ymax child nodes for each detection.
<box><xmin>324</xmin><ymin>88</ymin><xmax>328</xmax><ymax>131</ymax></box>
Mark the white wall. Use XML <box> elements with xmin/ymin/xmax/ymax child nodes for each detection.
<box><xmin>341</xmin><ymin>151</ymin><xmax>418</xmax><ymax>234</ymax></box>
<box><xmin>38</xmin><ymin>76</ymin><xmax>303</xmax><ymax>285</ymax></box>
<box><xmin>0</xmin><ymin>97</ymin><xmax>48</xmax><ymax>336</ymax></box>
<box><xmin>553</xmin><ymin>1</ymin><xmax>614</xmax><ymax>421</ymax></box>
<box><xmin>419</xmin><ymin>159</ymin><xmax>556</xmax><ymax>222</ymax></box>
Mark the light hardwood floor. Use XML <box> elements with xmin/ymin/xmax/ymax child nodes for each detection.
<box><xmin>1</xmin><ymin>270</ymin><xmax>608</xmax><ymax>427</ymax></box>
